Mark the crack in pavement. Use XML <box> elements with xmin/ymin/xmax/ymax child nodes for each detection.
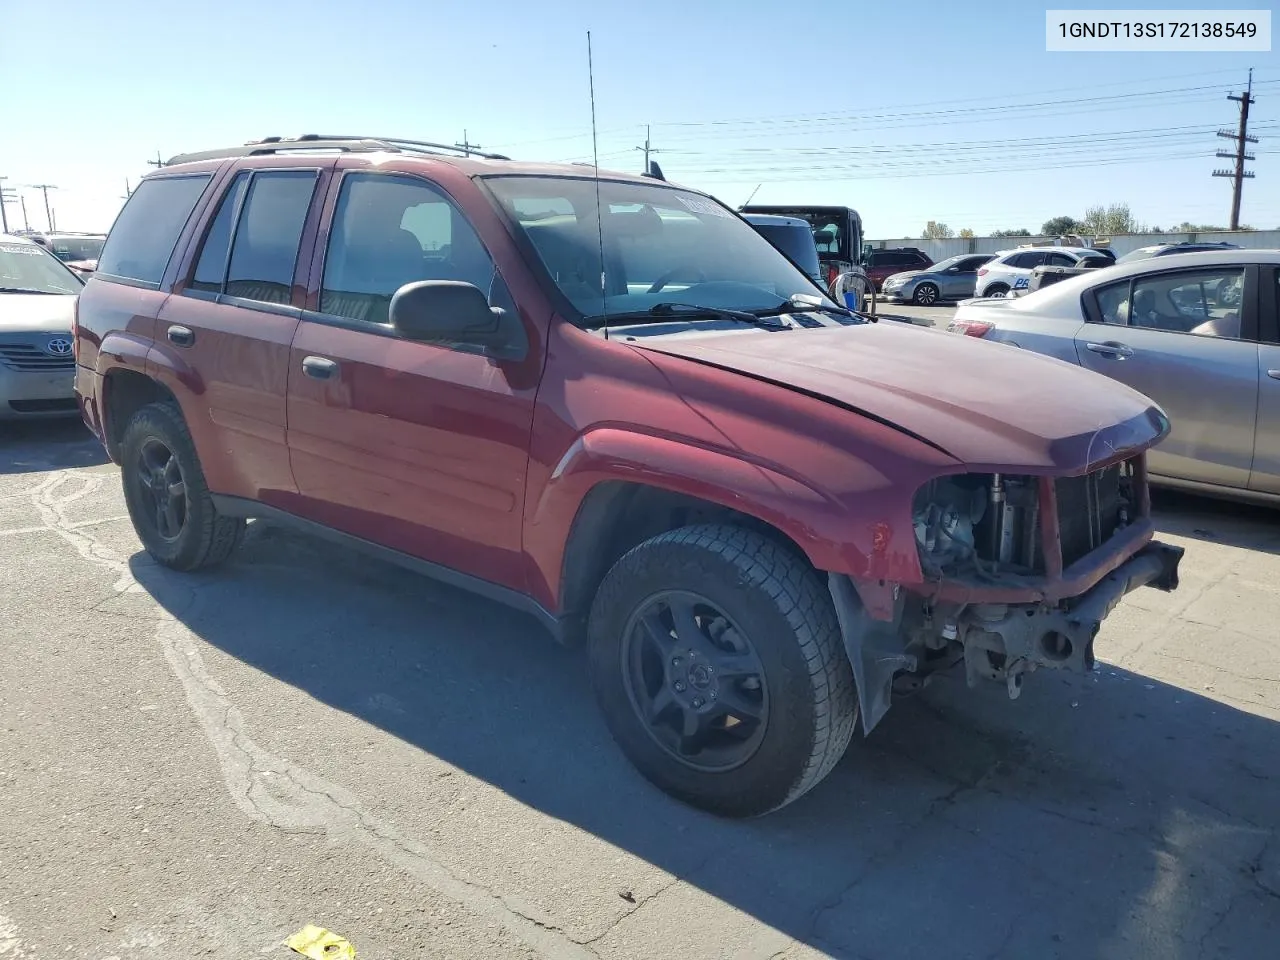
<box><xmin>28</xmin><ymin>470</ymin><xmax>598</xmax><ymax>960</ymax></box>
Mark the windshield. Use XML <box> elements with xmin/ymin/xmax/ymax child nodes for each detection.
<box><xmin>930</xmin><ymin>255</ymin><xmax>969</xmax><ymax>272</ymax></box>
<box><xmin>485</xmin><ymin>177</ymin><xmax>833</xmax><ymax>325</ymax></box>
<box><xmin>1116</xmin><ymin>247</ymin><xmax>1160</xmax><ymax>264</ymax></box>
<box><xmin>0</xmin><ymin>241</ymin><xmax>83</xmax><ymax>294</ymax></box>
<box><xmin>745</xmin><ymin>222</ymin><xmax>822</xmax><ymax>279</ymax></box>
<box><xmin>48</xmin><ymin>236</ymin><xmax>105</xmax><ymax>262</ymax></box>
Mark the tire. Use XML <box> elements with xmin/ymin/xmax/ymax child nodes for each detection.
<box><xmin>588</xmin><ymin>524</ymin><xmax>857</xmax><ymax>817</ymax></box>
<box><xmin>983</xmin><ymin>283</ymin><xmax>1010</xmax><ymax>298</ymax></box>
<box><xmin>120</xmin><ymin>401</ymin><xmax>245</xmax><ymax>571</ymax></box>
<box><xmin>913</xmin><ymin>282</ymin><xmax>940</xmax><ymax>306</ymax></box>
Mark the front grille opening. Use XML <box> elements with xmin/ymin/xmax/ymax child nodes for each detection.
<box><xmin>0</xmin><ymin>343</ymin><xmax>76</xmax><ymax>371</ymax></box>
<box><xmin>914</xmin><ymin>460</ymin><xmax>1137</xmax><ymax>580</ymax></box>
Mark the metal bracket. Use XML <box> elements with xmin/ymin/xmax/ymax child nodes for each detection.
<box><xmin>828</xmin><ymin>575</ymin><xmax>916</xmax><ymax>736</ymax></box>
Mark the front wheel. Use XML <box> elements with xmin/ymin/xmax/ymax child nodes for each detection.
<box><xmin>913</xmin><ymin>282</ymin><xmax>940</xmax><ymax>306</ymax></box>
<box><xmin>588</xmin><ymin>525</ymin><xmax>857</xmax><ymax>817</ymax></box>
<box><xmin>983</xmin><ymin>283</ymin><xmax>1010</xmax><ymax>298</ymax></box>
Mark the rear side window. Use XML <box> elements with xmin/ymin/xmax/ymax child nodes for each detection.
<box><xmin>1045</xmin><ymin>253</ymin><xmax>1075</xmax><ymax>267</ymax></box>
<box><xmin>96</xmin><ymin>175</ymin><xmax>211</xmax><ymax>286</ymax></box>
<box><xmin>190</xmin><ymin>172</ymin><xmax>250</xmax><ymax>294</ymax></box>
<box><xmin>224</xmin><ymin>171</ymin><xmax>317</xmax><ymax>305</ymax></box>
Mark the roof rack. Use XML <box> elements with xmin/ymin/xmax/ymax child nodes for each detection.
<box><xmin>166</xmin><ymin>134</ymin><xmax>511</xmax><ymax>166</ymax></box>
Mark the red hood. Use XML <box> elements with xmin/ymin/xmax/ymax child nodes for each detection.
<box><xmin>631</xmin><ymin>322</ymin><xmax>1169</xmax><ymax>472</ymax></box>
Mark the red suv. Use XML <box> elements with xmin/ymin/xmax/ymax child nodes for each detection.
<box><xmin>75</xmin><ymin>136</ymin><xmax>1183</xmax><ymax>817</ymax></box>
<box><xmin>864</xmin><ymin>247</ymin><xmax>933</xmax><ymax>291</ymax></box>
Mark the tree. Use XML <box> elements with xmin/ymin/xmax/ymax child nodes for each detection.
<box><xmin>958</xmin><ymin>228</ymin><xmax>975</xmax><ymax>239</ymax></box>
<box><xmin>992</xmin><ymin>228</ymin><xmax>1031</xmax><ymax>238</ymax></box>
<box><xmin>1041</xmin><ymin>216</ymin><xmax>1082</xmax><ymax>236</ymax></box>
<box><xmin>922</xmin><ymin>221</ymin><xmax>954</xmax><ymax>239</ymax></box>
<box><xmin>1083</xmin><ymin>203</ymin><xmax>1144</xmax><ymax>235</ymax></box>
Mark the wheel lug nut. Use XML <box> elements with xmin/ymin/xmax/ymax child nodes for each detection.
<box><xmin>692</xmin><ymin>697</ymin><xmax>704</xmax><ymax>708</ymax></box>
<box><xmin>672</xmin><ymin>657</ymin><xmax>681</xmax><ymax>667</ymax></box>
<box><xmin>709</xmin><ymin>690</ymin><xmax>717</xmax><ymax>699</ymax></box>
<box><xmin>674</xmin><ymin>682</ymin><xmax>685</xmax><ymax>692</ymax></box>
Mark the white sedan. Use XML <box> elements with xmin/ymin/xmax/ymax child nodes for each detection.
<box><xmin>947</xmin><ymin>248</ymin><xmax>1280</xmax><ymax>506</ymax></box>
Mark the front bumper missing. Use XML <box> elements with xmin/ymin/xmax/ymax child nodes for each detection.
<box><xmin>829</xmin><ymin>539</ymin><xmax>1184</xmax><ymax>734</ymax></box>
<box><xmin>959</xmin><ymin>540</ymin><xmax>1183</xmax><ymax>696</ymax></box>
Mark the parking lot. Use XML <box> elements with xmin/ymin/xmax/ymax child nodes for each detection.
<box><xmin>0</xmin><ymin>417</ymin><xmax>1275</xmax><ymax>960</ymax></box>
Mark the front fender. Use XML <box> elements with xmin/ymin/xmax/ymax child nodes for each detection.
<box><xmin>523</xmin><ymin>426</ymin><xmax>924</xmax><ymax>616</ymax></box>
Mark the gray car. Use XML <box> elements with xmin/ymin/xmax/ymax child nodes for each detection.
<box><xmin>0</xmin><ymin>234</ymin><xmax>83</xmax><ymax>419</ymax></box>
<box><xmin>947</xmin><ymin>249</ymin><xmax>1280</xmax><ymax>506</ymax></box>
<box><xmin>881</xmin><ymin>253</ymin><xmax>994</xmax><ymax>305</ymax></box>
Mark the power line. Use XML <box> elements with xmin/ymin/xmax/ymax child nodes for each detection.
<box><xmin>1212</xmin><ymin>70</ymin><xmax>1258</xmax><ymax>230</ymax></box>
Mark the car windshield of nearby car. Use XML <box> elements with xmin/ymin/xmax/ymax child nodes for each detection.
<box><xmin>745</xmin><ymin>220</ymin><xmax>821</xmax><ymax>279</ymax></box>
<box><xmin>1116</xmin><ymin>246</ymin><xmax>1163</xmax><ymax>264</ymax></box>
<box><xmin>49</xmin><ymin>236</ymin><xmax>105</xmax><ymax>262</ymax></box>
<box><xmin>485</xmin><ymin>176</ymin><xmax>836</xmax><ymax>326</ymax></box>
<box><xmin>0</xmin><ymin>240</ymin><xmax>84</xmax><ymax>294</ymax></box>
<box><xmin>930</xmin><ymin>255</ymin><xmax>972</xmax><ymax>272</ymax></box>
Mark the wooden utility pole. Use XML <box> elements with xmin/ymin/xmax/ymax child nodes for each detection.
<box><xmin>0</xmin><ymin>176</ymin><xmax>11</xmax><ymax>234</ymax></box>
<box><xmin>147</xmin><ymin>151</ymin><xmax>165</xmax><ymax>169</ymax></box>
<box><xmin>634</xmin><ymin>125</ymin><xmax>661</xmax><ymax>174</ymax></box>
<box><xmin>1213</xmin><ymin>69</ymin><xmax>1257</xmax><ymax>230</ymax></box>
<box><xmin>454</xmin><ymin>131</ymin><xmax>481</xmax><ymax>156</ymax></box>
<box><xmin>28</xmin><ymin>184</ymin><xmax>57</xmax><ymax>232</ymax></box>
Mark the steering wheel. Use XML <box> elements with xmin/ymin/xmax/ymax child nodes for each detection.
<box><xmin>647</xmin><ymin>267</ymin><xmax>707</xmax><ymax>294</ymax></box>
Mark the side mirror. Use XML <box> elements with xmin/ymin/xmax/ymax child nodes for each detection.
<box><xmin>389</xmin><ymin>281</ymin><xmax>526</xmax><ymax>361</ymax></box>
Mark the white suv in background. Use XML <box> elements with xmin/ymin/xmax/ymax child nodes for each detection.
<box><xmin>974</xmin><ymin>247</ymin><xmax>1105</xmax><ymax>298</ymax></box>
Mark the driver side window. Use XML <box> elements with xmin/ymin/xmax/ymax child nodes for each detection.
<box><xmin>1096</xmin><ymin>268</ymin><xmax>1246</xmax><ymax>339</ymax></box>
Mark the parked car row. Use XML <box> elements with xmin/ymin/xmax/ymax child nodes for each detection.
<box><xmin>60</xmin><ymin>134</ymin><xmax>1185</xmax><ymax>818</ymax></box>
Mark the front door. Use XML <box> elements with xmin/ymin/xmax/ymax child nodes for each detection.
<box><xmin>1074</xmin><ymin>263</ymin><xmax>1259</xmax><ymax>490</ymax></box>
<box><xmin>157</xmin><ymin>163</ymin><xmax>329</xmax><ymax>505</ymax></box>
<box><xmin>940</xmin><ymin>257</ymin><xmax>983</xmax><ymax>299</ymax></box>
<box><xmin>285</xmin><ymin>171</ymin><xmax>538</xmax><ymax>592</ymax></box>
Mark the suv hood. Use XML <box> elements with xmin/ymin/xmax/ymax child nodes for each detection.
<box><xmin>633</xmin><ymin>322</ymin><xmax>1167</xmax><ymax>471</ymax></box>
<box><xmin>0</xmin><ymin>292</ymin><xmax>78</xmax><ymax>332</ymax></box>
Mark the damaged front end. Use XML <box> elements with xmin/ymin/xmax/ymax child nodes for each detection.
<box><xmin>830</xmin><ymin>454</ymin><xmax>1184</xmax><ymax>734</ymax></box>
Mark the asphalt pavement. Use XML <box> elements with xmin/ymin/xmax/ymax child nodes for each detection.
<box><xmin>2</xmin><ymin>418</ymin><xmax>1278</xmax><ymax>960</ymax></box>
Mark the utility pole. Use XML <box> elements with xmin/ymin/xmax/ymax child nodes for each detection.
<box><xmin>27</xmin><ymin>183</ymin><xmax>57</xmax><ymax>232</ymax></box>
<box><xmin>0</xmin><ymin>177</ymin><xmax>12</xmax><ymax>234</ymax></box>
<box><xmin>147</xmin><ymin>150</ymin><xmax>165</xmax><ymax>169</ymax></box>
<box><xmin>122</xmin><ymin>178</ymin><xmax>133</xmax><ymax>200</ymax></box>
<box><xmin>19</xmin><ymin>194</ymin><xmax>30</xmax><ymax>232</ymax></box>
<box><xmin>454</xmin><ymin>130</ymin><xmax>481</xmax><ymax>156</ymax></box>
<box><xmin>634</xmin><ymin>124</ymin><xmax>661</xmax><ymax>174</ymax></box>
<box><xmin>1213</xmin><ymin>68</ymin><xmax>1257</xmax><ymax>230</ymax></box>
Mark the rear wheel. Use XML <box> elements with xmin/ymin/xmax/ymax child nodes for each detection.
<box><xmin>913</xmin><ymin>282</ymin><xmax>940</xmax><ymax>306</ymax></box>
<box><xmin>588</xmin><ymin>524</ymin><xmax>857</xmax><ymax>817</ymax></box>
<box><xmin>121</xmin><ymin>402</ymin><xmax>245</xmax><ymax>571</ymax></box>
<box><xmin>984</xmin><ymin>282</ymin><xmax>1010</xmax><ymax>298</ymax></box>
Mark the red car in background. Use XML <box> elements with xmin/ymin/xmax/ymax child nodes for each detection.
<box><xmin>863</xmin><ymin>247</ymin><xmax>933</xmax><ymax>291</ymax></box>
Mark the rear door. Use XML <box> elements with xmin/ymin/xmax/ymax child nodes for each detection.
<box><xmin>1074</xmin><ymin>264</ymin><xmax>1260</xmax><ymax>490</ymax></box>
<box><xmin>285</xmin><ymin>170</ymin><xmax>538</xmax><ymax>592</ymax></box>
<box><xmin>1250</xmin><ymin>265</ymin><xmax>1280</xmax><ymax>495</ymax></box>
<box><xmin>156</xmin><ymin>162</ymin><xmax>332</xmax><ymax>505</ymax></box>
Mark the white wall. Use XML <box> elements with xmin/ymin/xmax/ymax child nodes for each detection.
<box><xmin>866</xmin><ymin>230</ymin><xmax>1280</xmax><ymax>261</ymax></box>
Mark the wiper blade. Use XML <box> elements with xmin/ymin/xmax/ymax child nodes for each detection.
<box><xmin>755</xmin><ymin>294</ymin><xmax>861</xmax><ymax>319</ymax></box>
<box><xmin>0</xmin><ymin>287</ymin><xmax>61</xmax><ymax>295</ymax></box>
<box><xmin>648</xmin><ymin>302</ymin><xmax>790</xmax><ymax>329</ymax></box>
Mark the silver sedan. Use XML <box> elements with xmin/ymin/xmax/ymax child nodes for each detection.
<box><xmin>881</xmin><ymin>254</ymin><xmax>994</xmax><ymax>305</ymax></box>
<box><xmin>947</xmin><ymin>249</ymin><xmax>1280</xmax><ymax>506</ymax></box>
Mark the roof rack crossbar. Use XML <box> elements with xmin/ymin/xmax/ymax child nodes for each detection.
<box><xmin>165</xmin><ymin>135</ymin><xmax>511</xmax><ymax>166</ymax></box>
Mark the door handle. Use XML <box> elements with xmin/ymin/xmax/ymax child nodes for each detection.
<box><xmin>1085</xmin><ymin>341</ymin><xmax>1133</xmax><ymax>359</ymax></box>
<box><xmin>1268</xmin><ymin>369</ymin><xmax>1280</xmax><ymax>380</ymax></box>
<box><xmin>301</xmin><ymin>355</ymin><xmax>339</xmax><ymax>380</ymax></box>
<box><xmin>166</xmin><ymin>325</ymin><xmax>195</xmax><ymax>347</ymax></box>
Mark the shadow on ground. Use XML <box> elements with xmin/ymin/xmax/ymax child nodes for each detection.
<box><xmin>129</xmin><ymin>501</ymin><xmax>1280</xmax><ymax>959</ymax></box>
<box><xmin>1152</xmin><ymin>488</ymin><xmax>1280</xmax><ymax>553</ymax></box>
<box><xmin>0</xmin><ymin>419</ymin><xmax>106</xmax><ymax>474</ymax></box>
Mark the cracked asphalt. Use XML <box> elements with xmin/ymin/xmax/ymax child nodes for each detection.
<box><xmin>1</xmin><ymin>419</ymin><xmax>1278</xmax><ymax>960</ymax></box>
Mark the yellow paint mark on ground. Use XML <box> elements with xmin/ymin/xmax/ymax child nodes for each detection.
<box><xmin>286</xmin><ymin>925</ymin><xmax>356</xmax><ymax>959</ymax></box>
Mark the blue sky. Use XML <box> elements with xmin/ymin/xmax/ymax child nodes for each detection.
<box><xmin>1</xmin><ymin>0</ymin><xmax>1276</xmax><ymax>238</ymax></box>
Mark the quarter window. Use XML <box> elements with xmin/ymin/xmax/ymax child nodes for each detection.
<box><xmin>96</xmin><ymin>175</ymin><xmax>211</xmax><ymax>286</ymax></box>
<box><xmin>320</xmin><ymin>174</ymin><xmax>497</xmax><ymax>325</ymax></box>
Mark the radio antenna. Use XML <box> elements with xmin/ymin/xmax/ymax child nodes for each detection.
<box><xmin>587</xmin><ymin>30</ymin><xmax>609</xmax><ymax>340</ymax></box>
<box><xmin>741</xmin><ymin>183</ymin><xmax>762</xmax><ymax>209</ymax></box>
